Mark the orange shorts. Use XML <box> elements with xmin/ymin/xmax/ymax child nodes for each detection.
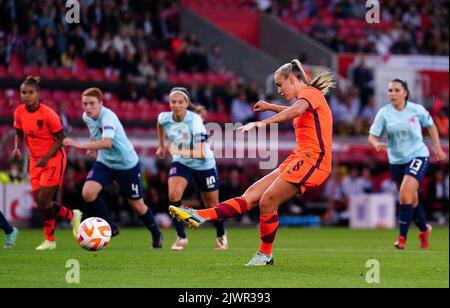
<box><xmin>29</xmin><ymin>152</ymin><xmax>67</xmax><ymax>192</ymax></box>
<box><xmin>279</xmin><ymin>153</ymin><xmax>330</xmax><ymax>194</ymax></box>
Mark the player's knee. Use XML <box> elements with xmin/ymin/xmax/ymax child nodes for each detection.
<box><xmin>399</xmin><ymin>191</ymin><xmax>413</xmax><ymax>204</ymax></box>
<box><xmin>259</xmin><ymin>193</ymin><xmax>277</xmax><ymax>213</ymax></box>
<box><xmin>168</xmin><ymin>191</ymin><xmax>183</xmax><ymax>202</ymax></box>
<box><xmin>82</xmin><ymin>189</ymin><xmax>98</xmax><ymax>203</ymax></box>
<box><xmin>242</xmin><ymin>187</ymin><xmax>260</xmax><ymax>206</ymax></box>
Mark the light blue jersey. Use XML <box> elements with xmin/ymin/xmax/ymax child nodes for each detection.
<box><xmin>158</xmin><ymin>110</ymin><xmax>216</xmax><ymax>170</ymax></box>
<box><xmin>83</xmin><ymin>106</ymin><xmax>138</xmax><ymax>170</ymax></box>
<box><xmin>369</xmin><ymin>102</ymin><xmax>434</xmax><ymax>164</ymax></box>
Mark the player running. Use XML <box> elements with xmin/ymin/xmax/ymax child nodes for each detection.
<box><xmin>0</xmin><ymin>210</ymin><xmax>18</xmax><ymax>249</ymax></box>
<box><xmin>368</xmin><ymin>79</ymin><xmax>446</xmax><ymax>250</ymax></box>
<box><xmin>157</xmin><ymin>87</ymin><xmax>227</xmax><ymax>250</ymax></box>
<box><xmin>13</xmin><ymin>76</ymin><xmax>82</xmax><ymax>250</ymax></box>
<box><xmin>63</xmin><ymin>88</ymin><xmax>163</xmax><ymax>249</ymax></box>
<box><xmin>170</xmin><ymin>60</ymin><xmax>335</xmax><ymax>266</ymax></box>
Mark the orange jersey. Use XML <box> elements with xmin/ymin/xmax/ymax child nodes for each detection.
<box><xmin>13</xmin><ymin>103</ymin><xmax>65</xmax><ymax>160</ymax></box>
<box><xmin>293</xmin><ymin>86</ymin><xmax>333</xmax><ymax>173</ymax></box>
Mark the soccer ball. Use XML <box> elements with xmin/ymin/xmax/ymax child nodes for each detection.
<box><xmin>77</xmin><ymin>217</ymin><xmax>112</xmax><ymax>251</ymax></box>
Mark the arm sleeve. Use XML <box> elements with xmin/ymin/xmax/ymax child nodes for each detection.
<box><xmin>101</xmin><ymin>113</ymin><xmax>117</xmax><ymax>139</ymax></box>
<box><xmin>369</xmin><ymin>110</ymin><xmax>385</xmax><ymax>137</ymax></box>
<box><xmin>13</xmin><ymin>107</ymin><xmax>22</xmax><ymax>130</ymax></box>
<box><xmin>192</xmin><ymin>114</ymin><xmax>207</xmax><ymax>143</ymax></box>
<box><xmin>298</xmin><ymin>88</ymin><xmax>322</xmax><ymax>109</ymax></box>
<box><xmin>418</xmin><ymin>105</ymin><xmax>434</xmax><ymax>128</ymax></box>
<box><xmin>47</xmin><ymin>109</ymin><xmax>64</xmax><ymax>133</ymax></box>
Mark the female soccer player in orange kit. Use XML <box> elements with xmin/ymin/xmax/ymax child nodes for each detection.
<box><xmin>13</xmin><ymin>76</ymin><xmax>82</xmax><ymax>250</ymax></box>
<box><xmin>170</xmin><ymin>60</ymin><xmax>335</xmax><ymax>266</ymax></box>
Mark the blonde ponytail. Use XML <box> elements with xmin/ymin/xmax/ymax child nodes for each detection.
<box><xmin>275</xmin><ymin>59</ymin><xmax>336</xmax><ymax>95</ymax></box>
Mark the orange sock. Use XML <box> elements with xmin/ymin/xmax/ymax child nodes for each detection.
<box><xmin>259</xmin><ymin>212</ymin><xmax>279</xmax><ymax>255</ymax></box>
<box><xmin>197</xmin><ymin>197</ymin><xmax>250</xmax><ymax>221</ymax></box>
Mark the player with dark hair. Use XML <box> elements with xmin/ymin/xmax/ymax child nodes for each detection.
<box><xmin>157</xmin><ymin>87</ymin><xmax>227</xmax><ymax>250</ymax></box>
<box><xmin>13</xmin><ymin>76</ymin><xmax>82</xmax><ymax>250</ymax></box>
<box><xmin>369</xmin><ymin>79</ymin><xmax>446</xmax><ymax>249</ymax></box>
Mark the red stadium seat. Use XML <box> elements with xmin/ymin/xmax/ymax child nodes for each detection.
<box><xmin>40</xmin><ymin>66</ymin><xmax>57</xmax><ymax>80</ymax></box>
<box><xmin>0</xmin><ymin>66</ymin><xmax>8</xmax><ymax>78</ymax></box>
<box><xmin>55</xmin><ymin>67</ymin><xmax>72</xmax><ymax>80</ymax></box>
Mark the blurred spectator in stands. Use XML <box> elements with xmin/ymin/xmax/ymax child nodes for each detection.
<box><xmin>176</xmin><ymin>44</ymin><xmax>196</xmax><ymax>72</ymax></box>
<box><xmin>86</xmin><ymin>42</ymin><xmax>104</xmax><ymax>68</ymax></box>
<box><xmin>380</xmin><ymin>175</ymin><xmax>399</xmax><ymax>203</ymax></box>
<box><xmin>323</xmin><ymin>166</ymin><xmax>348</xmax><ymax>225</ymax></box>
<box><xmin>104</xmin><ymin>46</ymin><xmax>121</xmax><ymax>69</ymax></box>
<box><xmin>208</xmin><ymin>43</ymin><xmax>226</xmax><ymax>73</ymax></box>
<box><xmin>332</xmin><ymin>0</ymin><xmax>355</xmax><ymax>18</ymax></box>
<box><xmin>141</xmin><ymin>77</ymin><xmax>163</xmax><ymax>102</ymax></box>
<box><xmin>25</xmin><ymin>38</ymin><xmax>47</xmax><ymax>66</ymax></box>
<box><xmin>6</xmin><ymin>23</ymin><xmax>26</xmax><ymax>57</ymax></box>
<box><xmin>60</xmin><ymin>43</ymin><xmax>77</xmax><ymax>68</ymax></box>
<box><xmin>193</xmin><ymin>45</ymin><xmax>209</xmax><ymax>72</ymax></box>
<box><xmin>69</xmin><ymin>25</ymin><xmax>87</xmax><ymax>54</ymax></box>
<box><xmin>55</xmin><ymin>23</ymin><xmax>68</xmax><ymax>55</ymax></box>
<box><xmin>342</xmin><ymin>167</ymin><xmax>362</xmax><ymax>197</ymax></box>
<box><xmin>197</xmin><ymin>80</ymin><xmax>218</xmax><ymax>112</ymax></box>
<box><xmin>0</xmin><ymin>38</ymin><xmax>6</xmax><ymax>66</ymax></box>
<box><xmin>390</xmin><ymin>30</ymin><xmax>413</xmax><ymax>54</ymax></box>
<box><xmin>256</xmin><ymin>0</ymin><xmax>272</xmax><ymax>13</ymax></box>
<box><xmin>351</xmin><ymin>57</ymin><xmax>373</xmax><ymax>107</ymax></box>
<box><xmin>113</xmin><ymin>26</ymin><xmax>136</xmax><ymax>57</ymax></box>
<box><xmin>119</xmin><ymin>73</ymin><xmax>139</xmax><ymax>101</ymax></box>
<box><xmin>231</xmin><ymin>89</ymin><xmax>256</xmax><ymax>123</ymax></box>
<box><xmin>428</xmin><ymin>170</ymin><xmax>449</xmax><ymax>224</ymax></box>
<box><xmin>358</xmin><ymin>167</ymin><xmax>374</xmax><ymax>193</ymax></box>
<box><xmin>136</xmin><ymin>53</ymin><xmax>156</xmax><ymax>84</ymax></box>
<box><xmin>309</xmin><ymin>19</ymin><xmax>335</xmax><ymax>48</ymax></box>
<box><xmin>85</xmin><ymin>27</ymin><xmax>99</xmax><ymax>54</ymax></box>
<box><xmin>120</xmin><ymin>47</ymin><xmax>139</xmax><ymax>78</ymax></box>
<box><xmin>58</xmin><ymin>103</ymin><xmax>72</xmax><ymax>134</ymax></box>
<box><xmin>45</xmin><ymin>36</ymin><xmax>60</xmax><ymax>67</ymax></box>
<box><xmin>246</xmin><ymin>80</ymin><xmax>261</xmax><ymax>103</ymax></box>
<box><xmin>361</xmin><ymin>96</ymin><xmax>378</xmax><ymax>129</ymax></box>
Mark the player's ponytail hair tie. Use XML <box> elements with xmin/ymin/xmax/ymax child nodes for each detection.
<box><xmin>22</xmin><ymin>75</ymin><xmax>41</xmax><ymax>91</ymax></box>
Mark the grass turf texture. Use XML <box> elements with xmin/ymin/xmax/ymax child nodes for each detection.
<box><xmin>0</xmin><ymin>227</ymin><xmax>448</xmax><ymax>288</ymax></box>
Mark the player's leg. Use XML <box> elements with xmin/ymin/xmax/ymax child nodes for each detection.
<box><xmin>170</xmin><ymin>169</ymin><xmax>280</xmax><ymax>228</ymax></box>
<box><xmin>35</xmin><ymin>186</ymin><xmax>59</xmax><ymax>250</ymax></box>
<box><xmin>116</xmin><ymin>162</ymin><xmax>162</xmax><ymax>248</ymax></box>
<box><xmin>1</xmin><ymin>210</ymin><xmax>18</xmax><ymax>249</ymax></box>
<box><xmin>200</xmin><ymin>190</ymin><xmax>228</xmax><ymax>250</ymax></box>
<box><xmin>396</xmin><ymin>175</ymin><xmax>420</xmax><ymax>248</ymax></box>
<box><xmin>82</xmin><ymin>162</ymin><xmax>118</xmax><ymax>235</ymax></box>
<box><xmin>127</xmin><ymin>198</ymin><xmax>163</xmax><ymax>249</ymax></box>
<box><xmin>245</xmin><ymin>176</ymin><xmax>299</xmax><ymax>266</ymax></box>
<box><xmin>168</xmin><ymin>175</ymin><xmax>189</xmax><ymax>250</ymax></box>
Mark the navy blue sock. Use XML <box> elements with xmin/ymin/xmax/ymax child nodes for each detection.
<box><xmin>139</xmin><ymin>208</ymin><xmax>161</xmax><ymax>239</ymax></box>
<box><xmin>213</xmin><ymin>220</ymin><xmax>225</xmax><ymax>237</ymax></box>
<box><xmin>413</xmin><ymin>203</ymin><xmax>428</xmax><ymax>232</ymax></box>
<box><xmin>399</xmin><ymin>204</ymin><xmax>413</xmax><ymax>238</ymax></box>
<box><xmin>171</xmin><ymin>200</ymin><xmax>186</xmax><ymax>239</ymax></box>
<box><xmin>0</xmin><ymin>211</ymin><xmax>14</xmax><ymax>235</ymax></box>
<box><xmin>87</xmin><ymin>197</ymin><xmax>117</xmax><ymax>231</ymax></box>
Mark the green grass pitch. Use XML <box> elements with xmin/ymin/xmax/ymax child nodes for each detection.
<box><xmin>0</xmin><ymin>227</ymin><xmax>448</xmax><ymax>288</ymax></box>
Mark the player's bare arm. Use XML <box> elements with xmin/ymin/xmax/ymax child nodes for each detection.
<box><xmin>167</xmin><ymin>142</ymin><xmax>206</xmax><ymax>160</ymax></box>
<box><xmin>63</xmin><ymin>137</ymin><xmax>113</xmax><ymax>150</ymax></box>
<box><xmin>427</xmin><ymin>124</ymin><xmax>446</xmax><ymax>162</ymax></box>
<box><xmin>36</xmin><ymin>130</ymin><xmax>65</xmax><ymax>167</ymax></box>
<box><xmin>12</xmin><ymin>129</ymin><xmax>24</xmax><ymax>160</ymax></box>
<box><xmin>156</xmin><ymin>121</ymin><xmax>167</xmax><ymax>159</ymax></box>
<box><xmin>368</xmin><ymin>134</ymin><xmax>387</xmax><ymax>152</ymax></box>
<box><xmin>253</xmin><ymin>100</ymin><xmax>288</xmax><ymax>114</ymax></box>
<box><xmin>238</xmin><ymin>99</ymin><xmax>310</xmax><ymax>132</ymax></box>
